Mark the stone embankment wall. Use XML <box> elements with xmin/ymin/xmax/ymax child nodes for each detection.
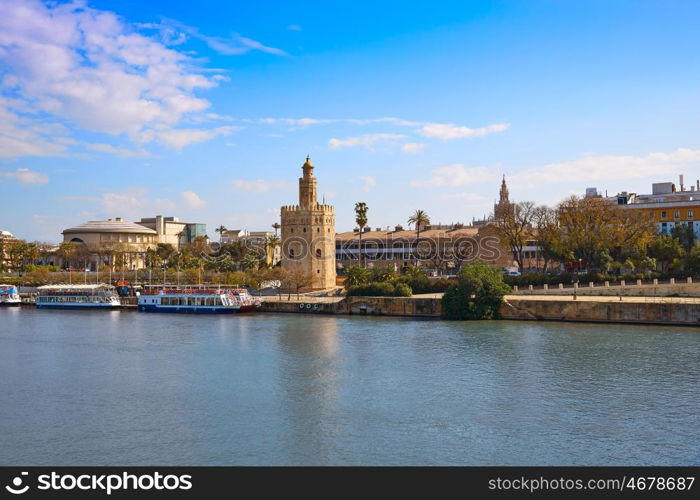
<box><xmin>501</xmin><ymin>297</ymin><xmax>700</xmax><ymax>326</ymax></box>
<box><xmin>262</xmin><ymin>294</ymin><xmax>700</xmax><ymax>326</ymax></box>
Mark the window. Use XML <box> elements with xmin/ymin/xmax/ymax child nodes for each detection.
<box><xmin>674</xmin><ymin>210</ymin><xmax>680</xmax><ymax>219</ymax></box>
<box><xmin>317</xmin><ymin>228</ymin><xmax>320</xmax><ymax>232</ymax></box>
<box><xmin>303</xmin><ymin>227</ymin><xmax>306</xmax><ymax>232</ymax></box>
<box><xmin>688</xmin><ymin>210</ymin><xmax>694</xmax><ymax>219</ymax></box>
<box><xmin>316</xmin><ymin>249</ymin><xmax>322</xmax><ymax>258</ymax></box>
<box><xmin>661</xmin><ymin>211</ymin><xmax>667</xmax><ymax>219</ymax></box>
<box><xmin>289</xmin><ymin>249</ymin><xmax>295</xmax><ymax>257</ymax></box>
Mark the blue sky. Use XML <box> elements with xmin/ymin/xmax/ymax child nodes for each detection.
<box><xmin>2</xmin><ymin>0</ymin><xmax>700</xmax><ymax>242</ymax></box>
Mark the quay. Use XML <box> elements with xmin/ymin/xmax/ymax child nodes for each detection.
<box><xmin>261</xmin><ymin>293</ymin><xmax>700</xmax><ymax>327</ymax></box>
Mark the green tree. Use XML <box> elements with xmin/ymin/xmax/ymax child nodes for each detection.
<box><xmin>441</xmin><ymin>261</ymin><xmax>511</xmax><ymax>320</ymax></box>
<box><xmin>354</xmin><ymin>202</ymin><xmax>369</xmax><ymax>266</ymax></box>
<box><xmin>343</xmin><ymin>264</ymin><xmax>370</xmax><ymax>288</ymax></box>
<box><xmin>647</xmin><ymin>234</ymin><xmax>684</xmax><ymax>272</ymax></box>
<box><xmin>671</xmin><ymin>224</ymin><xmax>696</xmax><ymax>252</ymax></box>
<box><xmin>684</xmin><ymin>244</ymin><xmax>700</xmax><ymax>275</ymax></box>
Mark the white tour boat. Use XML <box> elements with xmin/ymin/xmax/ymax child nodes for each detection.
<box><xmin>0</xmin><ymin>284</ymin><xmax>21</xmax><ymax>306</ymax></box>
<box><xmin>137</xmin><ymin>287</ymin><xmax>261</xmax><ymax>314</ymax></box>
<box><xmin>35</xmin><ymin>284</ymin><xmax>121</xmax><ymax>309</ymax></box>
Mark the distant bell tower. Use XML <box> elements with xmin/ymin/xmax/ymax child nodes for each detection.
<box><xmin>499</xmin><ymin>175</ymin><xmax>510</xmax><ymax>206</ymax></box>
<box><xmin>280</xmin><ymin>156</ymin><xmax>336</xmax><ymax>290</ymax></box>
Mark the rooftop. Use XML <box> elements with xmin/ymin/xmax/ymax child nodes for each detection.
<box><xmin>63</xmin><ymin>218</ymin><xmax>158</xmax><ymax>235</ymax></box>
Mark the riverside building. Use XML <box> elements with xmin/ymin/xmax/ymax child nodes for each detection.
<box><xmin>280</xmin><ymin>156</ymin><xmax>336</xmax><ymax>289</ymax></box>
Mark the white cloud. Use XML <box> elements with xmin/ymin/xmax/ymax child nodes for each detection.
<box><xmin>181</xmin><ymin>190</ymin><xmax>207</xmax><ymax>209</ymax></box>
<box><xmin>155</xmin><ymin>126</ymin><xmax>238</xmax><ymax>150</ymax></box>
<box><xmin>411</xmin><ymin>164</ymin><xmax>500</xmax><ymax>188</ymax></box>
<box><xmin>232</xmin><ymin>179</ymin><xmax>291</xmax><ymax>193</ymax></box>
<box><xmin>85</xmin><ymin>143</ymin><xmax>151</xmax><ymax>158</ymax></box>
<box><xmin>329</xmin><ymin>133</ymin><xmax>406</xmax><ymax>149</ymax></box>
<box><xmin>100</xmin><ymin>187</ymin><xmax>174</xmax><ymax>216</ymax></box>
<box><xmin>1</xmin><ymin>168</ymin><xmax>49</xmax><ymax>184</ymax></box>
<box><xmin>418</xmin><ymin>122</ymin><xmax>510</xmax><ymax>140</ymax></box>
<box><xmin>148</xmin><ymin>20</ymin><xmax>287</xmax><ymax>56</ymax></box>
<box><xmin>359</xmin><ymin>176</ymin><xmax>376</xmax><ymax>192</ymax></box>
<box><xmin>0</xmin><ymin>0</ymin><xmax>231</xmax><ymax>156</ymax></box>
<box><xmin>401</xmin><ymin>142</ymin><xmax>426</xmax><ymax>153</ymax></box>
<box><xmin>510</xmin><ymin>148</ymin><xmax>700</xmax><ymax>189</ymax></box>
<box><xmin>0</xmin><ymin>98</ymin><xmax>70</xmax><ymax>157</ymax></box>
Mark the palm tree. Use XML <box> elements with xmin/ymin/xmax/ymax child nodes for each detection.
<box><xmin>271</xmin><ymin>222</ymin><xmax>281</xmax><ymax>236</ymax></box>
<box><xmin>215</xmin><ymin>225</ymin><xmax>228</xmax><ymax>243</ymax></box>
<box><xmin>265</xmin><ymin>234</ymin><xmax>281</xmax><ymax>268</ymax></box>
<box><xmin>354</xmin><ymin>202</ymin><xmax>368</xmax><ymax>266</ymax></box>
<box><xmin>57</xmin><ymin>241</ymin><xmax>76</xmax><ymax>269</ymax></box>
<box><xmin>176</xmin><ymin>230</ymin><xmax>186</xmax><ymax>247</ymax></box>
<box><xmin>408</xmin><ymin>209</ymin><xmax>430</xmax><ymax>262</ymax></box>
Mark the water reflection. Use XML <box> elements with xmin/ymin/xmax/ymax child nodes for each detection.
<box><xmin>275</xmin><ymin>315</ymin><xmax>341</xmax><ymax>464</ymax></box>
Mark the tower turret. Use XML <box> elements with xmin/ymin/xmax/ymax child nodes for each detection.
<box><xmin>299</xmin><ymin>155</ymin><xmax>318</xmax><ymax>208</ymax></box>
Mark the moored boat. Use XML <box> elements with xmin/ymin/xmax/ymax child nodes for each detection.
<box><xmin>137</xmin><ymin>286</ymin><xmax>261</xmax><ymax>314</ymax></box>
<box><xmin>0</xmin><ymin>284</ymin><xmax>21</xmax><ymax>306</ymax></box>
<box><xmin>35</xmin><ymin>284</ymin><xmax>121</xmax><ymax>309</ymax></box>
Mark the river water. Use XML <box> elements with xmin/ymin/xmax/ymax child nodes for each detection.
<box><xmin>0</xmin><ymin>307</ymin><xmax>698</xmax><ymax>465</ymax></box>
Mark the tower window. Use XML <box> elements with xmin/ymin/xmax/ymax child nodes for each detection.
<box><xmin>316</xmin><ymin>249</ymin><xmax>322</xmax><ymax>258</ymax></box>
<box><xmin>317</xmin><ymin>228</ymin><xmax>320</xmax><ymax>232</ymax></box>
<box><xmin>289</xmin><ymin>249</ymin><xmax>295</xmax><ymax>257</ymax></box>
<box><xmin>303</xmin><ymin>227</ymin><xmax>306</xmax><ymax>233</ymax></box>
<box><xmin>317</xmin><ymin>269</ymin><xmax>320</xmax><ymax>273</ymax></box>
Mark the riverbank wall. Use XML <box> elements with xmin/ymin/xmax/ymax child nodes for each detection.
<box><xmin>501</xmin><ymin>296</ymin><xmax>700</xmax><ymax>326</ymax></box>
<box><xmin>261</xmin><ymin>294</ymin><xmax>700</xmax><ymax>326</ymax></box>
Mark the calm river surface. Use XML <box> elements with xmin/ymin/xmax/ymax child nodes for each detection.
<box><xmin>1</xmin><ymin>307</ymin><xmax>698</xmax><ymax>465</ymax></box>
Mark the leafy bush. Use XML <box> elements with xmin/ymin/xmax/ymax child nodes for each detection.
<box><xmin>347</xmin><ymin>282</ymin><xmax>412</xmax><ymax>297</ymax></box>
<box><xmin>442</xmin><ymin>261</ymin><xmax>511</xmax><ymax>320</ymax></box>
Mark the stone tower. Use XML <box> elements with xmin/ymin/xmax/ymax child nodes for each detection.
<box><xmin>280</xmin><ymin>156</ymin><xmax>336</xmax><ymax>290</ymax></box>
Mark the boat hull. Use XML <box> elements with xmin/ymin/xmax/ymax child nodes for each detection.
<box><xmin>138</xmin><ymin>304</ymin><xmax>239</xmax><ymax>314</ymax></box>
<box><xmin>35</xmin><ymin>303</ymin><xmax>120</xmax><ymax>310</ymax></box>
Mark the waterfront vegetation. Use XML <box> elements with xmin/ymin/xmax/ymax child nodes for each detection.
<box><xmin>494</xmin><ymin>195</ymin><xmax>700</xmax><ymax>278</ymax></box>
<box><xmin>343</xmin><ymin>264</ymin><xmax>453</xmax><ymax>297</ymax></box>
<box><xmin>441</xmin><ymin>262</ymin><xmax>511</xmax><ymax>320</ymax></box>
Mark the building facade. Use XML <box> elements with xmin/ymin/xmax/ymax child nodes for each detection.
<box><xmin>280</xmin><ymin>156</ymin><xmax>336</xmax><ymax>289</ymax></box>
<box><xmin>62</xmin><ymin>218</ymin><xmax>158</xmax><ymax>270</ymax></box>
<box><xmin>136</xmin><ymin>216</ymin><xmax>206</xmax><ymax>247</ymax></box>
<box><xmin>587</xmin><ymin>176</ymin><xmax>700</xmax><ymax>238</ymax></box>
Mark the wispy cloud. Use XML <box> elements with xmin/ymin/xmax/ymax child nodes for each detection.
<box><xmin>329</xmin><ymin>133</ymin><xmax>406</xmax><ymax>149</ymax></box>
<box><xmin>411</xmin><ymin>164</ymin><xmax>500</xmax><ymax>188</ymax></box>
<box><xmin>85</xmin><ymin>143</ymin><xmax>151</xmax><ymax>158</ymax></box>
<box><xmin>287</xmin><ymin>24</ymin><xmax>302</xmax><ymax>31</ymax></box>
<box><xmin>359</xmin><ymin>176</ymin><xmax>376</xmax><ymax>192</ymax></box>
<box><xmin>100</xmin><ymin>187</ymin><xmax>175</xmax><ymax>216</ymax></box>
<box><xmin>1</xmin><ymin>168</ymin><xmax>49</xmax><ymax>185</ymax></box>
<box><xmin>418</xmin><ymin>123</ymin><xmax>510</xmax><ymax>140</ymax></box>
<box><xmin>145</xmin><ymin>19</ymin><xmax>287</xmax><ymax>56</ymax></box>
<box><xmin>510</xmin><ymin>148</ymin><xmax>700</xmax><ymax>189</ymax></box>
<box><xmin>401</xmin><ymin>142</ymin><xmax>426</xmax><ymax>153</ymax></box>
<box><xmin>232</xmin><ymin>179</ymin><xmax>292</xmax><ymax>193</ymax></box>
<box><xmin>153</xmin><ymin>126</ymin><xmax>239</xmax><ymax>150</ymax></box>
<box><xmin>181</xmin><ymin>190</ymin><xmax>207</xmax><ymax>209</ymax></box>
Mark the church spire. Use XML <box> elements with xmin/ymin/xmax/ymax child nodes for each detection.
<box><xmin>499</xmin><ymin>174</ymin><xmax>509</xmax><ymax>205</ymax></box>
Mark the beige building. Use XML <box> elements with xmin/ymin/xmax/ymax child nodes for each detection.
<box><xmin>62</xmin><ymin>218</ymin><xmax>158</xmax><ymax>270</ymax></box>
<box><xmin>281</xmin><ymin>156</ymin><xmax>336</xmax><ymax>289</ymax></box>
<box><xmin>136</xmin><ymin>216</ymin><xmax>207</xmax><ymax>248</ymax></box>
